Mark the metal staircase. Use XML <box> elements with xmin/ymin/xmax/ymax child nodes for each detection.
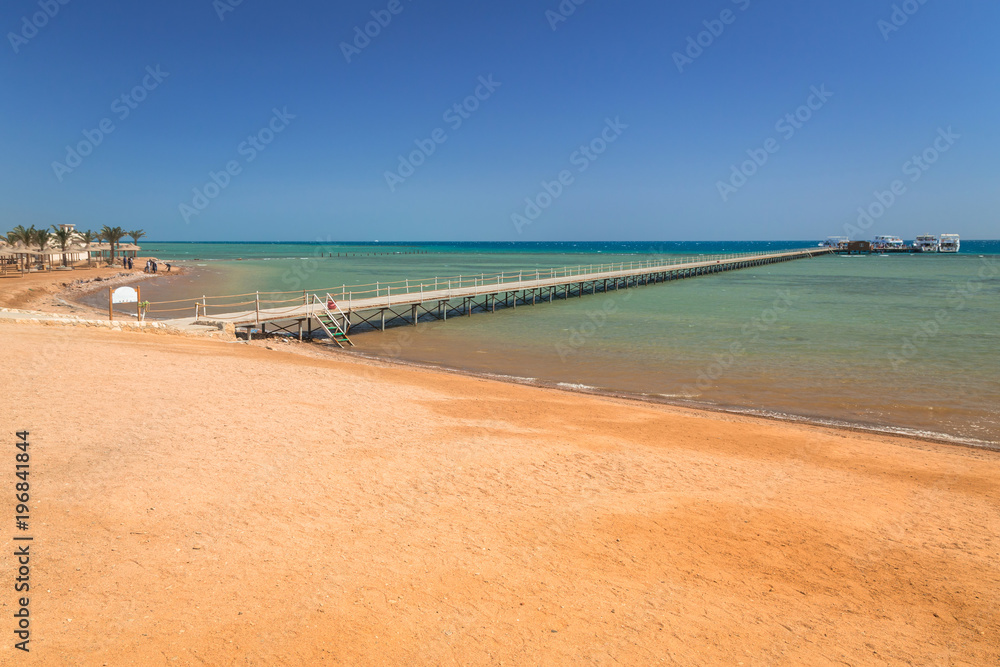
<box><xmin>312</xmin><ymin>294</ymin><xmax>354</xmax><ymax>348</ymax></box>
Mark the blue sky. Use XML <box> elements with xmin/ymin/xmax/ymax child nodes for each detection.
<box><xmin>1</xmin><ymin>0</ymin><xmax>997</xmax><ymax>242</ymax></box>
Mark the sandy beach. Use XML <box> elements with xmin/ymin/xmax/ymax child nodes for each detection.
<box><xmin>1</xmin><ymin>271</ymin><xmax>998</xmax><ymax>665</ymax></box>
<box><xmin>0</xmin><ymin>265</ymin><xmax>180</xmax><ymax>318</ymax></box>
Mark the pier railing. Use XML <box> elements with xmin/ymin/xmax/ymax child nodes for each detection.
<box><xmin>143</xmin><ymin>250</ymin><xmax>802</xmax><ymax>320</ymax></box>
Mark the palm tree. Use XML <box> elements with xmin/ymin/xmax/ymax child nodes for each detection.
<box><xmin>51</xmin><ymin>225</ymin><xmax>73</xmax><ymax>267</ymax></box>
<box><xmin>33</xmin><ymin>227</ymin><xmax>51</xmax><ymax>270</ymax></box>
<box><xmin>127</xmin><ymin>229</ymin><xmax>145</xmax><ymax>245</ymax></box>
<box><xmin>100</xmin><ymin>225</ymin><xmax>126</xmax><ymax>266</ymax></box>
<box><xmin>80</xmin><ymin>230</ymin><xmax>96</xmax><ymax>266</ymax></box>
<box><xmin>7</xmin><ymin>224</ymin><xmax>34</xmax><ymax>248</ymax></box>
<box><xmin>5</xmin><ymin>225</ymin><xmax>34</xmax><ymax>271</ymax></box>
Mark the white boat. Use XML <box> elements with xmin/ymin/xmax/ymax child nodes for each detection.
<box><xmin>873</xmin><ymin>235</ymin><xmax>904</xmax><ymax>250</ymax></box>
<box><xmin>914</xmin><ymin>234</ymin><xmax>939</xmax><ymax>253</ymax></box>
<box><xmin>939</xmin><ymin>234</ymin><xmax>960</xmax><ymax>253</ymax></box>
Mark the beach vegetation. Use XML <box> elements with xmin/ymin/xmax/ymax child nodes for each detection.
<box><xmin>100</xmin><ymin>225</ymin><xmax>126</xmax><ymax>265</ymax></box>
<box><xmin>7</xmin><ymin>224</ymin><xmax>34</xmax><ymax>248</ymax></box>
<box><xmin>32</xmin><ymin>227</ymin><xmax>50</xmax><ymax>253</ymax></box>
<box><xmin>32</xmin><ymin>227</ymin><xmax>51</xmax><ymax>270</ymax></box>
<box><xmin>51</xmin><ymin>225</ymin><xmax>73</xmax><ymax>267</ymax></box>
<box><xmin>80</xmin><ymin>230</ymin><xmax>96</xmax><ymax>266</ymax></box>
<box><xmin>127</xmin><ymin>229</ymin><xmax>145</xmax><ymax>246</ymax></box>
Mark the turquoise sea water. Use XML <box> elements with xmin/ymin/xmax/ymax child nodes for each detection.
<box><xmin>119</xmin><ymin>241</ymin><xmax>1000</xmax><ymax>447</ymax></box>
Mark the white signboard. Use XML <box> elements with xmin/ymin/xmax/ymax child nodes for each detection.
<box><xmin>111</xmin><ymin>286</ymin><xmax>138</xmax><ymax>304</ymax></box>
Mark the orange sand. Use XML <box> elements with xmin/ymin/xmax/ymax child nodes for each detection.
<box><xmin>0</xmin><ymin>316</ymin><xmax>997</xmax><ymax>665</ymax></box>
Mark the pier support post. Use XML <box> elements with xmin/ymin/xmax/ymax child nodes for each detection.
<box><xmin>411</xmin><ymin>304</ymin><xmax>418</xmax><ymax>326</ymax></box>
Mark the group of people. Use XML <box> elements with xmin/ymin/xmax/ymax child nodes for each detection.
<box><xmin>121</xmin><ymin>256</ymin><xmax>171</xmax><ymax>273</ymax></box>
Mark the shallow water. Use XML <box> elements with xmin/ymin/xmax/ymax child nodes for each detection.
<box><xmin>118</xmin><ymin>241</ymin><xmax>1000</xmax><ymax>446</ymax></box>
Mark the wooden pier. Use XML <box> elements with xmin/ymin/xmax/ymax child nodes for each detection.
<box><xmin>153</xmin><ymin>248</ymin><xmax>831</xmax><ymax>344</ymax></box>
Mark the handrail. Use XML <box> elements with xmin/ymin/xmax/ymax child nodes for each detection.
<box><xmin>154</xmin><ymin>248</ymin><xmax>822</xmax><ymax>319</ymax></box>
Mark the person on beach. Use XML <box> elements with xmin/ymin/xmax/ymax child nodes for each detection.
<box><xmin>144</xmin><ymin>259</ymin><xmax>151</xmax><ymax>273</ymax></box>
<box><xmin>152</xmin><ymin>260</ymin><xmax>158</xmax><ymax>273</ymax></box>
<box><xmin>165</xmin><ymin>262</ymin><xmax>171</xmax><ymax>272</ymax></box>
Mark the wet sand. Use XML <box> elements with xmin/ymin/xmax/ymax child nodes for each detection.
<box><xmin>1</xmin><ymin>315</ymin><xmax>997</xmax><ymax>665</ymax></box>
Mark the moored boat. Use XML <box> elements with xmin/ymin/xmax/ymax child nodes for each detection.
<box><xmin>915</xmin><ymin>234</ymin><xmax>939</xmax><ymax>253</ymax></box>
<box><xmin>873</xmin><ymin>235</ymin><xmax>904</xmax><ymax>251</ymax></box>
<box><xmin>939</xmin><ymin>234</ymin><xmax>960</xmax><ymax>253</ymax></box>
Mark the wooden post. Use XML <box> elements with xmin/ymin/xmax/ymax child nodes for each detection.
<box><xmin>108</xmin><ymin>287</ymin><xmax>113</xmax><ymax>321</ymax></box>
<box><xmin>136</xmin><ymin>286</ymin><xmax>141</xmax><ymax>320</ymax></box>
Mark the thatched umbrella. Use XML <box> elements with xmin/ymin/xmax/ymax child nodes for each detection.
<box><xmin>88</xmin><ymin>242</ymin><xmax>112</xmax><ymax>264</ymax></box>
<box><xmin>67</xmin><ymin>243</ymin><xmax>95</xmax><ymax>267</ymax></box>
